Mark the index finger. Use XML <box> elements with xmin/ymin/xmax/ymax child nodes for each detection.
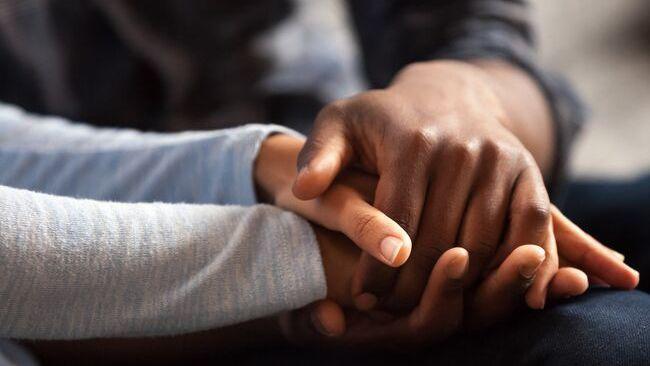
<box><xmin>551</xmin><ymin>206</ymin><xmax>639</xmax><ymax>289</ymax></box>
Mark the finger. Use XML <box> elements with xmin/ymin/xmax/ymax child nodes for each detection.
<box><xmin>547</xmin><ymin>267</ymin><xmax>589</xmax><ymax>300</ymax></box>
<box><xmin>490</xmin><ymin>166</ymin><xmax>550</xmax><ymax>270</ymax></box>
<box><xmin>337</xmin><ymin>196</ymin><xmax>412</xmax><ymax>267</ymax></box>
<box><xmin>551</xmin><ymin>205</ymin><xmax>639</xmax><ymax>289</ymax></box>
<box><xmin>279</xmin><ymin>300</ymin><xmax>346</xmax><ymax>345</ymax></box>
<box><xmin>457</xmin><ymin>150</ymin><xmax>516</xmax><ymax>284</ymax></box>
<box><xmin>392</xmin><ymin>147</ymin><xmax>476</xmax><ymax>310</ymax></box>
<box><xmin>590</xmin><ymin>276</ymin><xmax>612</xmax><ymax>287</ymax></box>
<box><xmin>525</xmin><ymin>219</ymin><xmax>559</xmax><ymax>310</ymax></box>
<box><xmin>353</xmin><ymin>156</ymin><xmax>433</xmax><ymax>306</ymax></box>
<box><xmin>467</xmin><ymin>245</ymin><xmax>545</xmax><ymax>330</ymax></box>
<box><xmin>293</xmin><ymin>107</ymin><xmax>353</xmax><ymax>200</ymax></box>
<box><xmin>345</xmin><ymin>248</ymin><xmax>468</xmax><ymax>345</ymax></box>
<box><xmin>410</xmin><ymin>247</ymin><xmax>468</xmax><ymax>335</ymax></box>
<box><xmin>282</xmin><ymin>173</ymin><xmax>412</xmax><ymax>267</ymax></box>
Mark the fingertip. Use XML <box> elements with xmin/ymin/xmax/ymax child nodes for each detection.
<box><xmin>384</xmin><ymin>234</ymin><xmax>412</xmax><ymax>267</ymax></box>
<box><xmin>292</xmin><ymin>166</ymin><xmax>324</xmax><ymax>200</ymax></box>
<box><xmin>311</xmin><ymin>300</ymin><xmax>346</xmax><ymax>337</ymax></box>
<box><xmin>515</xmin><ymin>245</ymin><xmax>546</xmax><ymax>279</ymax></box>
<box><xmin>514</xmin><ymin>245</ymin><xmax>547</xmax><ymax>310</ymax></box>
<box><xmin>564</xmin><ymin>268</ymin><xmax>589</xmax><ymax>296</ymax></box>
<box><xmin>292</xmin><ymin>155</ymin><xmax>340</xmax><ymax>200</ymax></box>
<box><xmin>445</xmin><ymin>248</ymin><xmax>470</xmax><ymax>280</ymax></box>
<box><xmin>626</xmin><ymin>269</ymin><xmax>640</xmax><ymax>289</ymax></box>
<box><xmin>528</xmin><ymin>244</ymin><xmax>547</xmax><ymax>263</ymax></box>
<box><xmin>549</xmin><ymin>267</ymin><xmax>588</xmax><ymax>300</ymax></box>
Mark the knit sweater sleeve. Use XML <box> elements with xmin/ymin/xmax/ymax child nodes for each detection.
<box><xmin>0</xmin><ymin>185</ymin><xmax>326</xmax><ymax>339</ymax></box>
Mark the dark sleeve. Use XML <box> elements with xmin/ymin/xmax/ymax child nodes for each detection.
<box><xmin>347</xmin><ymin>0</ymin><xmax>586</xmax><ymax>199</ymax></box>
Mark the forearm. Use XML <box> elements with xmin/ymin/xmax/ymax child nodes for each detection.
<box><xmin>0</xmin><ymin>102</ymin><xmax>299</xmax><ymax>205</ymax></box>
<box><xmin>0</xmin><ymin>185</ymin><xmax>326</xmax><ymax>339</ymax></box>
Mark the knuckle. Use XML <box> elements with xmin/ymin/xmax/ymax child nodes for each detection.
<box><xmin>350</xmin><ymin>211</ymin><xmax>380</xmax><ymax>241</ymax></box>
<box><xmin>317</xmin><ymin>101</ymin><xmax>348</xmax><ymax>122</ymax></box>
<box><xmin>449</xmin><ymin>139</ymin><xmax>480</xmax><ymax>166</ymax></box>
<box><xmin>519</xmin><ymin>149</ymin><xmax>537</xmax><ymax>167</ymax></box>
<box><xmin>403</xmin><ymin>127</ymin><xmax>438</xmax><ymax>159</ymax></box>
<box><xmin>481</xmin><ymin>139</ymin><xmax>513</xmax><ymax>163</ymax></box>
<box><xmin>514</xmin><ymin>200</ymin><xmax>551</xmax><ymax>229</ymax></box>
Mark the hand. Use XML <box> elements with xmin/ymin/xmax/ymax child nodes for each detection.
<box><xmin>255</xmin><ymin>133</ymin><xmax>412</xmax><ymax>267</ymax></box>
<box><xmin>292</xmin><ymin>60</ymin><xmax>555</xmax><ymax>308</ymax></box>
<box><xmin>550</xmin><ymin>205</ymin><xmax>638</xmax><ymax>290</ymax></box>
<box><xmin>282</xmin><ymin>236</ymin><xmax>556</xmax><ymax>348</ymax></box>
<box><xmin>283</xmin><ymin>215</ymin><xmax>638</xmax><ymax>347</ymax></box>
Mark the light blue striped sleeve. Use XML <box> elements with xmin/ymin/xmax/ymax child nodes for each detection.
<box><xmin>0</xmin><ymin>102</ymin><xmax>301</xmax><ymax>205</ymax></box>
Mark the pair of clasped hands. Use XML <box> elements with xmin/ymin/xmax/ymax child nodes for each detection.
<box><xmin>254</xmin><ymin>61</ymin><xmax>639</xmax><ymax>348</ymax></box>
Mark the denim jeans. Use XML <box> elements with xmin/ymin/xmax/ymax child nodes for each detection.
<box><xmin>226</xmin><ymin>288</ymin><xmax>649</xmax><ymax>366</ymax></box>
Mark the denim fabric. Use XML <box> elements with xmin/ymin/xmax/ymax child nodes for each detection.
<box><xmin>223</xmin><ymin>289</ymin><xmax>650</xmax><ymax>366</ymax></box>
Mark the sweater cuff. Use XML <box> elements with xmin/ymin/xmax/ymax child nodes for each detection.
<box><xmin>208</xmin><ymin>124</ymin><xmax>304</xmax><ymax>206</ymax></box>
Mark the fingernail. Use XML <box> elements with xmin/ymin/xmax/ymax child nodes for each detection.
<box><xmin>519</xmin><ymin>259</ymin><xmax>544</xmax><ymax>280</ymax></box>
<box><xmin>296</xmin><ymin>165</ymin><xmax>310</xmax><ymax>182</ymax></box>
<box><xmin>310</xmin><ymin>310</ymin><xmax>334</xmax><ymax>337</ymax></box>
<box><xmin>613</xmin><ymin>251</ymin><xmax>625</xmax><ymax>261</ymax></box>
<box><xmin>354</xmin><ymin>293</ymin><xmax>378</xmax><ymax>311</ymax></box>
<box><xmin>380</xmin><ymin>236</ymin><xmax>403</xmax><ymax>265</ymax></box>
<box><xmin>446</xmin><ymin>255</ymin><xmax>469</xmax><ymax>280</ymax></box>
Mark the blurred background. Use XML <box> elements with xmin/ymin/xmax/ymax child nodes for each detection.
<box><xmin>533</xmin><ymin>0</ymin><xmax>650</xmax><ymax>179</ymax></box>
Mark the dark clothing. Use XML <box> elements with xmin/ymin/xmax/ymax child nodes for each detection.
<box><xmin>225</xmin><ymin>288</ymin><xmax>650</xmax><ymax>366</ymax></box>
<box><xmin>563</xmin><ymin>175</ymin><xmax>650</xmax><ymax>291</ymax></box>
<box><xmin>0</xmin><ymin>0</ymin><xmax>583</xmax><ymax>195</ymax></box>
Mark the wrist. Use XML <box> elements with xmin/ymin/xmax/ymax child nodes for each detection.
<box><xmin>312</xmin><ymin>224</ymin><xmax>358</xmax><ymax>307</ymax></box>
<box><xmin>254</xmin><ymin>133</ymin><xmax>305</xmax><ymax>203</ymax></box>
<box><xmin>390</xmin><ymin>60</ymin><xmax>510</xmax><ymax>127</ymax></box>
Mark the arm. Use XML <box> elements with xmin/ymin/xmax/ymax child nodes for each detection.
<box><xmin>347</xmin><ymin>0</ymin><xmax>585</xmax><ymax>191</ymax></box>
<box><xmin>0</xmin><ymin>102</ymin><xmax>299</xmax><ymax>204</ymax></box>
<box><xmin>0</xmin><ymin>185</ymin><xmax>325</xmax><ymax>339</ymax></box>
<box><xmin>294</xmin><ymin>0</ymin><xmax>586</xmax><ymax>310</ymax></box>
<box><xmin>0</xmin><ymin>103</ymin><xmax>404</xmax><ymax>341</ymax></box>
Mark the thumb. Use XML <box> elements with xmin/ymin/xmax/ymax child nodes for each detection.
<box><xmin>293</xmin><ymin>110</ymin><xmax>353</xmax><ymax>200</ymax></box>
<box><xmin>279</xmin><ymin>300</ymin><xmax>346</xmax><ymax>345</ymax></box>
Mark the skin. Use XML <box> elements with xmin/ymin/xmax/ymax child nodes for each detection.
<box><xmin>291</xmin><ymin>59</ymin><xmax>562</xmax><ymax>309</ymax></box>
<box><xmin>256</xmin><ymin>133</ymin><xmax>638</xmax><ymax>341</ymax></box>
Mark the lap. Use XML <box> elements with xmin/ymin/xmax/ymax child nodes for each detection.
<box><xmin>430</xmin><ymin>288</ymin><xmax>650</xmax><ymax>366</ymax></box>
<box><xmin>231</xmin><ymin>289</ymin><xmax>650</xmax><ymax>366</ymax></box>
